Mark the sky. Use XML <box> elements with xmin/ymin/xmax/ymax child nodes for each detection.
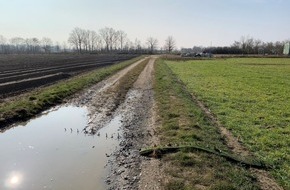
<box><xmin>0</xmin><ymin>0</ymin><xmax>290</xmax><ymax>49</ymax></box>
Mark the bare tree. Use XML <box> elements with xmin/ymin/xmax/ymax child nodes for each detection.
<box><xmin>95</xmin><ymin>36</ymin><xmax>103</xmax><ymax>51</ymax></box>
<box><xmin>134</xmin><ymin>38</ymin><xmax>141</xmax><ymax>51</ymax></box>
<box><xmin>245</xmin><ymin>37</ymin><xmax>254</xmax><ymax>54</ymax></box>
<box><xmin>32</xmin><ymin>38</ymin><xmax>40</xmax><ymax>53</ymax></box>
<box><xmin>117</xmin><ymin>30</ymin><xmax>127</xmax><ymax>50</ymax></box>
<box><xmin>231</xmin><ymin>41</ymin><xmax>241</xmax><ymax>49</ymax></box>
<box><xmin>41</xmin><ymin>37</ymin><xmax>53</xmax><ymax>53</ymax></box>
<box><xmin>99</xmin><ymin>27</ymin><xmax>120</xmax><ymax>52</ymax></box>
<box><xmin>68</xmin><ymin>32</ymin><xmax>79</xmax><ymax>52</ymax></box>
<box><xmin>99</xmin><ymin>27</ymin><xmax>112</xmax><ymax>52</ymax></box>
<box><xmin>68</xmin><ymin>27</ymin><xmax>85</xmax><ymax>53</ymax></box>
<box><xmin>0</xmin><ymin>35</ymin><xmax>6</xmax><ymax>44</ymax></box>
<box><xmin>146</xmin><ymin>37</ymin><xmax>158</xmax><ymax>54</ymax></box>
<box><xmin>55</xmin><ymin>41</ymin><xmax>61</xmax><ymax>53</ymax></box>
<box><xmin>240</xmin><ymin>36</ymin><xmax>247</xmax><ymax>53</ymax></box>
<box><xmin>0</xmin><ymin>35</ymin><xmax>7</xmax><ymax>53</ymax></box>
<box><xmin>10</xmin><ymin>37</ymin><xmax>25</xmax><ymax>53</ymax></box>
<box><xmin>239</xmin><ymin>35</ymin><xmax>255</xmax><ymax>54</ymax></box>
<box><xmin>254</xmin><ymin>39</ymin><xmax>262</xmax><ymax>54</ymax></box>
<box><xmin>83</xmin><ymin>30</ymin><xmax>91</xmax><ymax>52</ymax></box>
<box><xmin>274</xmin><ymin>41</ymin><xmax>284</xmax><ymax>54</ymax></box>
<box><xmin>62</xmin><ymin>41</ymin><xmax>68</xmax><ymax>53</ymax></box>
<box><xmin>164</xmin><ymin>36</ymin><xmax>176</xmax><ymax>53</ymax></box>
<box><xmin>110</xmin><ymin>28</ymin><xmax>118</xmax><ymax>50</ymax></box>
<box><xmin>88</xmin><ymin>30</ymin><xmax>99</xmax><ymax>51</ymax></box>
<box><xmin>123</xmin><ymin>40</ymin><xmax>131</xmax><ymax>52</ymax></box>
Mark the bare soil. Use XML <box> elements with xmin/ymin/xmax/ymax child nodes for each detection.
<box><xmin>0</xmin><ymin>54</ymin><xmax>137</xmax><ymax>97</ymax></box>
<box><xmin>66</xmin><ymin>56</ymin><xmax>161</xmax><ymax>189</ymax></box>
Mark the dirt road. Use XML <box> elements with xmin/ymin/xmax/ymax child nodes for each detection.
<box><xmin>67</xmin><ymin>56</ymin><xmax>161</xmax><ymax>189</ymax></box>
<box><xmin>2</xmin><ymin>55</ymin><xmax>283</xmax><ymax>189</ymax></box>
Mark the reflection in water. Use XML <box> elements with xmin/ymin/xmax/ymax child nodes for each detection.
<box><xmin>0</xmin><ymin>106</ymin><xmax>122</xmax><ymax>190</ymax></box>
<box><xmin>5</xmin><ymin>171</ymin><xmax>23</xmax><ymax>189</ymax></box>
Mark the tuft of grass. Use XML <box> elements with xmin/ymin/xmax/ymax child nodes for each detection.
<box><xmin>154</xmin><ymin>59</ymin><xmax>259</xmax><ymax>189</ymax></box>
<box><xmin>166</xmin><ymin>58</ymin><xmax>290</xmax><ymax>189</ymax></box>
<box><xmin>165</xmin><ymin>180</ymin><xmax>185</xmax><ymax>190</ymax></box>
<box><xmin>0</xmin><ymin>56</ymin><xmax>144</xmax><ymax>128</ymax></box>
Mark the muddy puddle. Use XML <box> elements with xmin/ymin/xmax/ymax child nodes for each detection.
<box><xmin>0</xmin><ymin>106</ymin><xmax>122</xmax><ymax>190</ymax></box>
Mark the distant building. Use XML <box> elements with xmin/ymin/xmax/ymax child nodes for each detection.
<box><xmin>283</xmin><ymin>42</ymin><xmax>290</xmax><ymax>55</ymax></box>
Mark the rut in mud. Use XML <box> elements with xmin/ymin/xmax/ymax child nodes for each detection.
<box><xmin>67</xmin><ymin>56</ymin><xmax>160</xmax><ymax>189</ymax></box>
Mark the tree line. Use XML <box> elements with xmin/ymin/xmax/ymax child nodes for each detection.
<box><xmin>0</xmin><ymin>35</ymin><xmax>64</xmax><ymax>54</ymax></box>
<box><xmin>68</xmin><ymin>27</ymin><xmax>176</xmax><ymax>54</ymax></box>
<box><xmin>0</xmin><ymin>27</ymin><xmax>176</xmax><ymax>54</ymax></box>
<box><xmin>2</xmin><ymin>30</ymin><xmax>287</xmax><ymax>55</ymax></box>
<box><xmin>203</xmin><ymin>36</ymin><xmax>288</xmax><ymax>55</ymax></box>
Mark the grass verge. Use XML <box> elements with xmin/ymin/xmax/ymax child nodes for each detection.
<box><xmin>0</xmin><ymin>56</ymin><xmax>144</xmax><ymax>129</ymax></box>
<box><xmin>154</xmin><ymin>59</ymin><xmax>260</xmax><ymax>190</ymax></box>
<box><xmin>166</xmin><ymin>58</ymin><xmax>290</xmax><ymax>189</ymax></box>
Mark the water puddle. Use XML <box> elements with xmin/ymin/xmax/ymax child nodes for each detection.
<box><xmin>0</xmin><ymin>106</ymin><xmax>122</xmax><ymax>190</ymax></box>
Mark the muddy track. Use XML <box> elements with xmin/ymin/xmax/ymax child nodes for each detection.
<box><xmin>65</xmin><ymin>56</ymin><xmax>159</xmax><ymax>189</ymax></box>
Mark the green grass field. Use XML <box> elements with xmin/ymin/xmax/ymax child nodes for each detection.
<box><xmin>154</xmin><ymin>59</ymin><xmax>260</xmax><ymax>190</ymax></box>
<box><xmin>166</xmin><ymin>58</ymin><xmax>290</xmax><ymax>189</ymax></box>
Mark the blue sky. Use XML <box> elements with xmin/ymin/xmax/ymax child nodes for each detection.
<box><xmin>0</xmin><ymin>0</ymin><xmax>290</xmax><ymax>48</ymax></box>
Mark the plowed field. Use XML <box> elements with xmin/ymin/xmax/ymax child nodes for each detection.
<box><xmin>0</xmin><ymin>54</ymin><xmax>137</xmax><ymax>97</ymax></box>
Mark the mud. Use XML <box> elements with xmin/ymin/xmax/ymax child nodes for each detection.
<box><xmin>107</xmin><ymin>57</ymin><xmax>163</xmax><ymax>190</ymax></box>
<box><xmin>66</xmin><ymin>56</ymin><xmax>161</xmax><ymax>189</ymax></box>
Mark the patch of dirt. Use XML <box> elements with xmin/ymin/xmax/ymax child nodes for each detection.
<box><xmin>251</xmin><ymin>169</ymin><xmax>283</xmax><ymax>190</ymax></box>
<box><xmin>69</xmin><ymin>58</ymin><xmax>147</xmax><ymax>132</ymax></box>
<box><xmin>137</xmin><ymin>58</ymin><xmax>164</xmax><ymax>190</ymax></box>
<box><xmin>191</xmin><ymin>94</ymin><xmax>283</xmax><ymax>190</ymax></box>
<box><xmin>107</xmin><ymin>57</ymin><xmax>163</xmax><ymax>190</ymax></box>
<box><xmin>67</xmin><ymin>56</ymin><xmax>162</xmax><ymax>190</ymax></box>
<box><xmin>192</xmin><ymin>96</ymin><xmax>251</xmax><ymax>157</ymax></box>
